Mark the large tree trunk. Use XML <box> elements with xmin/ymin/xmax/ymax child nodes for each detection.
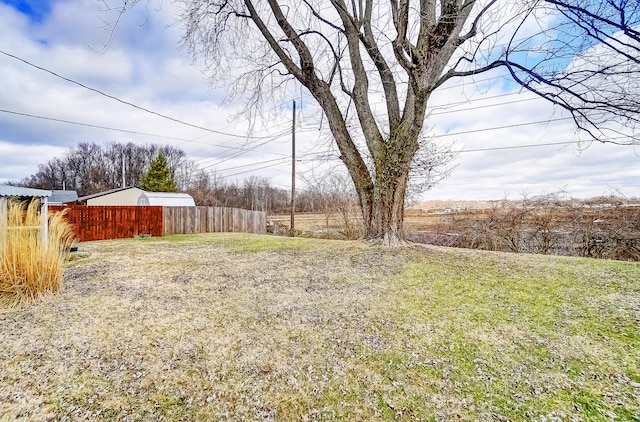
<box><xmin>364</xmin><ymin>167</ymin><xmax>411</xmax><ymax>245</ymax></box>
<box><xmin>177</xmin><ymin>0</ymin><xmax>640</xmax><ymax>248</ymax></box>
<box><xmin>357</xmin><ymin>134</ymin><xmax>418</xmax><ymax>246</ymax></box>
<box><xmin>238</xmin><ymin>0</ymin><xmax>466</xmax><ymax>245</ymax></box>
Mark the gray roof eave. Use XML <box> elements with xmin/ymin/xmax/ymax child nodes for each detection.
<box><xmin>0</xmin><ymin>184</ymin><xmax>53</xmax><ymax>198</ymax></box>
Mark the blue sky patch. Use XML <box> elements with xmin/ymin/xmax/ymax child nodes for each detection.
<box><xmin>1</xmin><ymin>0</ymin><xmax>52</xmax><ymax>23</ymax></box>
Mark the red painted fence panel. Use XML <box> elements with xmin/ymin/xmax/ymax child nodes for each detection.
<box><xmin>50</xmin><ymin>205</ymin><xmax>163</xmax><ymax>241</ymax></box>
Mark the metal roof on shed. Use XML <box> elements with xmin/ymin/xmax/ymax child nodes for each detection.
<box><xmin>0</xmin><ymin>184</ymin><xmax>52</xmax><ymax>198</ymax></box>
<box><xmin>77</xmin><ymin>186</ymin><xmax>138</xmax><ymax>202</ymax></box>
<box><xmin>137</xmin><ymin>192</ymin><xmax>195</xmax><ymax>207</ymax></box>
<box><xmin>49</xmin><ymin>190</ymin><xmax>79</xmax><ymax>204</ymax></box>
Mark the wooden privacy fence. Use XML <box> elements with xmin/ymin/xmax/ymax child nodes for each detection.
<box><xmin>50</xmin><ymin>205</ymin><xmax>163</xmax><ymax>241</ymax></box>
<box><xmin>163</xmin><ymin>206</ymin><xmax>266</xmax><ymax>235</ymax></box>
<box><xmin>49</xmin><ymin>205</ymin><xmax>266</xmax><ymax>241</ymax></box>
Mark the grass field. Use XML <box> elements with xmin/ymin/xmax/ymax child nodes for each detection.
<box><xmin>1</xmin><ymin>233</ymin><xmax>639</xmax><ymax>420</ymax></box>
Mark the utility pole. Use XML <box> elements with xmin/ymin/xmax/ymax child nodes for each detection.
<box><xmin>122</xmin><ymin>155</ymin><xmax>126</xmax><ymax>188</ymax></box>
<box><xmin>290</xmin><ymin>100</ymin><xmax>296</xmax><ymax>236</ymax></box>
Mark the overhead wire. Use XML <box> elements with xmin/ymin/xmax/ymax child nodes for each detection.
<box><xmin>214</xmin><ymin>157</ymin><xmax>290</xmax><ymax>174</ymax></box>
<box><xmin>0</xmin><ymin>49</ymin><xmax>275</xmax><ymax>140</ymax></box>
<box><xmin>1</xmin><ymin>47</ymin><xmax>300</xmax><ymax>159</ymax></box>
<box><xmin>221</xmin><ymin>160</ymin><xmax>290</xmax><ymax>178</ymax></box>
<box><xmin>192</xmin><ymin>129</ymin><xmax>291</xmax><ymax>164</ymax></box>
<box><xmin>2</xmin><ymin>48</ymin><xmax>633</xmax><ymax>184</ymax></box>
<box><xmin>0</xmin><ymin>108</ymin><xmax>292</xmax><ymax>152</ymax></box>
<box><xmin>196</xmin><ymin>133</ymin><xmax>291</xmax><ymax>170</ymax></box>
<box><xmin>0</xmin><ymin>109</ymin><xmax>193</xmax><ymax>142</ymax></box>
<box><xmin>304</xmin><ymin>137</ymin><xmax>636</xmax><ymax>163</ymax></box>
<box><xmin>435</xmin><ymin>116</ymin><xmax>574</xmax><ymax>138</ymax></box>
<box><xmin>177</xmin><ymin>98</ymin><xmax>303</xmax><ymax>156</ymax></box>
<box><xmin>2</xmin><ymin>49</ymin><xmax>611</xmax><ymax>156</ymax></box>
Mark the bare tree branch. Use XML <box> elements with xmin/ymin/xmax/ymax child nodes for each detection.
<box><xmin>110</xmin><ymin>0</ymin><xmax>640</xmax><ymax>243</ymax></box>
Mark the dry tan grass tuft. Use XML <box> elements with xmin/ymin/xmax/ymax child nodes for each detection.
<box><xmin>0</xmin><ymin>201</ymin><xmax>75</xmax><ymax>307</ymax></box>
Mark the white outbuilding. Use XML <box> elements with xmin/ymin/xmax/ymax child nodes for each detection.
<box><xmin>78</xmin><ymin>186</ymin><xmax>195</xmax><ymax>207</ymax></box>
<box><xmin>137</xmin><ymin>191</ymin><xmax>196</xmax><ymax>207</ymax></box>
<box><xmin>79</xmin><ymin>187</ymin><xmax>144</xmax><ymax>206</ymax></box>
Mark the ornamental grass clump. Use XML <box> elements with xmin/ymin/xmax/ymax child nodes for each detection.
<box><xmin>0</xmin><ymin>200</ymin><xmax>75</xmax><ymax>307</ymax></box>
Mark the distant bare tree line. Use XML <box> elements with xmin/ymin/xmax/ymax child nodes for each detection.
<box><xmin>12</xmin><ymin>141</ymin><xmax>360</xmax><ymax>214</ymax></box>
<box><xmin>186</xmin><ymin>172</ymin><xmax>292</xmax><ymax>212</ymax></box>
<box><xmin>416</xmin><ymin>193</ymin><xmax>640</xmax><ymax>261</ymax></box>
<box><xmin>185</xmin><ymin>170</ymin><xmax>360</xmax><ymax>216</ymax></box>
<box><xmin>13</xmin><ymin>142</ymin><xmax>189</xmax><ymax>197</ymax></box>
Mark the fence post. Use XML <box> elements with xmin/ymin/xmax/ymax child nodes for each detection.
<box><xmin>163</xmin><ymin>206</ymin><xmax>171</xmax><ymax>236</ymax></box>
<box><xmin>41</xmin><ymin>197</ymin><xmax>49</xmax><ymax>248</ymax></box>
<box><xmin>0</xmin><ymin>197</ymin><xmax>6</xmax><ymax>253</ymax></box>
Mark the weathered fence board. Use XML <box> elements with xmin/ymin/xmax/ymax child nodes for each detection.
<box><xmin>163</xmin><ymin>207</ymin><xmax>266</xmax><ymax>236</ymax></box>
<box><xmin>50</xmin><ymin>205</ymin><xmax>163</xmax><ymax>241</ymax></box>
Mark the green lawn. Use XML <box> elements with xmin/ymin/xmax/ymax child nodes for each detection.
<box><xmin>1</xmin><ymin>233</ymin><xmax>639</xmax><ymax>420</ymax></box>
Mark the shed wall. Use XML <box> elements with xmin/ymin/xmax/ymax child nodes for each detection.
<box><xmin>87</xmin><ymin>188</ymin><xmax>143</xmax><ymax>206</ymax></box>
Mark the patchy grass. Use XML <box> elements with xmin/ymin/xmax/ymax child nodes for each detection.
<box><xmin>1</xmin><ymin>233</ymin><xmax>639</xmax><ymax>420</ymax></box>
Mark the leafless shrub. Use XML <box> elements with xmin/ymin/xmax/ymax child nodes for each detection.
<box><xmin>420</xmin><ymin>193</ymin><xmax>640</xmax><ymax>261</ymax></box>
<box><xmin>298</xmin><ymin>173</ymin><xmax>363</xmax><ymax>240</ymax></box>
<box><xmin>572</xmin><ymin>196</ymin><xmax>640</xmax><ymax>260</ymax></box>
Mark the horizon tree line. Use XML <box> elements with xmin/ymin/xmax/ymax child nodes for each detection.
<box><xmin>9</xmin><ymin>141</ymin><xmax>360</xmax><ymax>214</ymax></box>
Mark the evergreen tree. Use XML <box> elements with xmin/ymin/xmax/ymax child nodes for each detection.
<box><xmin>140</xmin><ymin>154</ymin><xmax>177</xmax><ymax>192</ymax></box>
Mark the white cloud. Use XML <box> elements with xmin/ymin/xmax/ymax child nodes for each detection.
<box><xmin>0</xmin><ymin>140</ymin><xmax>66</xmax><ymax>180</ymax></box>
<box><xmin>0</xmin><ymin>0</ymin><xmax>638</xmax><ymax>200</ymax></box>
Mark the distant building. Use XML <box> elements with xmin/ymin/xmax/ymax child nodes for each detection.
<box><xmin>49</xmin><ymin>190</ymin><xmax>78</xmax><ymax>205</ymax></box>
<box><xmin>78</xmin><ymin>187</ymin><xmax>143</xmax><ymax>206</ymax></box>
<box><xmin>78</xmin><ymin>186</ymin><xmax>195</xmax><ymax>207</ymax></box>
<box><xmin>137</xmin><ymin>191</ymin><xmax>195</xmax><ymax>207</ymax></box>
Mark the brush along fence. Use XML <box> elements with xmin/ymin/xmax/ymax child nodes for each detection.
<box><xmin>49</xmin><ymin>205</ymin><xmax>266</xmax><ymax>241</ymax></box>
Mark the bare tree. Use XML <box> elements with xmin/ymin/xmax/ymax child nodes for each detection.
<box><xmin>115</xmin><ymin>0</ymin><xmax>640</xmax><ymax>244</ymax></box>
<box><xmin>15</xmin><ymin>142</ymin><xmax>197</xmax><ymax>196</ymax></box>
<box><xmin>242</xmin><ymin>176</ymin><xmax>271</xmax><ymax>211</ymax></box>
<box><xmin>186</xmin><ymin>169</ymin><xmax>216</xmax><ymax>206</ymax></box>
<box><xmin>301</xmin><ymin>172</ymin><xmax>363</xmax><ymax>238</ymax></box>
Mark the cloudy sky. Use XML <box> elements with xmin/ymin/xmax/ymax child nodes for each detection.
<box><xmin>0</xmin><ymin>0</ymin><xmax>638</xmax><ymax>201</ymax></box>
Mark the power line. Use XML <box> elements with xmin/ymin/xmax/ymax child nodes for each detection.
<box><xmin>196</xmin><ymin>131</ymin><xmax>291</xmax><ymax>169</ymax></box>
<box><xmin>215</xmin><ymin>157</ymin><xmax>289</xmax><ymax>174</ymax></box>
<box><xmin>222</xmin><ymin>160</ymin><xmax>290</xmax><ymax>178</ymax></box>
<box><xmin>428</xmin><ymin>91</ymin><xmax>526</xmax><ymax>109</ymax></box>
<box><xmin>301</xmin><ymin>114</ymin><xmax>579</xmax><ymax>144</ymax></box>
<box><xmin>0</xmin><ymin>109</ymin><xmax>193</xmax><ymax>142</ymax></box>
<box><xmin>456</xmin><ymin>137</ymin><xmax>636</xmax><ymax>153</ymax></box>
<box><xmin>3</xmin><ymin>50</ymin><xmax>619</xmax><ymax>151</ymax></box>
<box><xmin>457</xmin><ymin>140</ymin><xmax>578</xmax><ymax>153</ymax></box>
<box><xmin>4</xmin><ymin>52</ymin><xmax>632</xmax><ymax>177</ymax></box>
<box><xmin>0</xmin><ymin>49</ymin><xmax>272</xmax><ymax>140</ymax></box>
<box><xmin>0</xmin><ymin>108</ymin><xmax>289</xmax><ymax>152</ymax></box>
<box><xmin>435</xmin><ymin>116</ymin><xmax>574</xmax><ymax>138</ymax></box>
<box><xmin>297</xmin><ymin>91</ymin><xmax>541</xmax><ymax>129</ymax></box>
<box><xmin>177</xmin><ymin>100</ymin><xmax>302</xmax><ymax>156</ymax></box>
<box><xmin>430</xmin><ymin>96</ymin><xmax>540</xmax><ymax>116</ymax></box>
<box><xmin>0</xmin><ymin>49</ymin><xmax>301</xmax><ymax>160</ymax></box>
<box><xmin>288</xmin><ymin>136</ymin><xmax>635</xmax><ymax>164</ymax></box>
